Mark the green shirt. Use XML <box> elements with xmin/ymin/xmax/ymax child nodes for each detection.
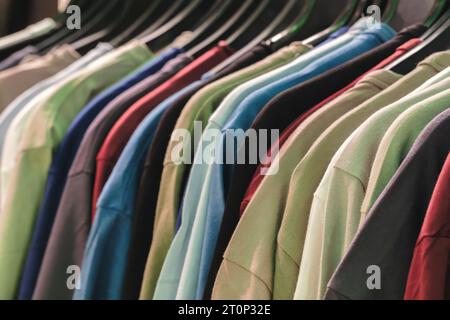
<box><xmin>363</xmin><ymin>86</ymin><xmax>450</xmax><ymax>216</ymax></box>
<box><xmin>139</xmin><ymin>43</ymin><xmax>307</xmax><ymax>300</ymax></box>
<box><xmin>0</xmin><ymin>42</ymin><xmax>153</xmax><ymax>299</ymax></box>
<box><xmin>298</xmin><ymin>69</ymin><xmax>450</xmax><ymax>302</ymax></box>
<box><xmin>211</xmin><ymin>70</ymin><xmax>399</xmax><ymax>300</ymax></box>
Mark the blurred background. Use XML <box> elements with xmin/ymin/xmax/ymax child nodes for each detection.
<box><xmin>0</xmin><ymin>0</ymin><xmax>61</xmax><ymax>37</ymax></box>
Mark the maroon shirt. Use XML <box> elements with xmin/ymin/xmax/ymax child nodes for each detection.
<box><xmin>91</xmin><ymin>43</ymin><xmax>234</xmax><ymax>217</ymax></box>
<box><xmin>405</xmin><ymin>152</ymin><xmax>450</xmax><ymax>300</ymax></box>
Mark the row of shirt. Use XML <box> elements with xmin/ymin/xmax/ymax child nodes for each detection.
<box><xmin>0</xmin><ymin>15</ymin><xmax>447</xmax><ymax>300</ymax></box>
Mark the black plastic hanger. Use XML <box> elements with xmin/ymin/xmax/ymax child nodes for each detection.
<box><xmin>303</xmin><ymin>0</ymin><xmax>359</xmax><ymax>46</ymax></box>
<box><xmin>136</xmin><ymin>0</ymin><xmax>187</xmax><ymax>40</ymax></box>
<box><xmin>387</xmin><ymin>11</ymin><xmax>450</xmax><ymax>74</ymax></box>
<box><xmin>110</xmin><ymin>0</ymin><xmax>163</xmax><ymax>46</ymax></box>
<box><xmin>143</xmin><ymin>0</ymin><xmax>214</xmax><ymax>52</ymax></box>
<box><xmin>35</xmin><ymin>0</ymin><xmax>115</xmax><ymax>53</ymax></box>
<box><xmin>186</xmin><ymin>0</ymin><xmax>256</xmax><ymax>58</ymax></box>
<box><xmin>226</xmin><ymin>0</ymin><xmax>285</xmax><ymax>50</ymax></box>
<box><xmin>210</xmin><ymin>0</ymin><xmax>298</xmax><ymax>74</ymax></box>
<box><xmin>267</xmin><ymin>0</ymin><xmax>358</xmax><ymax>51</ymax></box>
<box><xmin>181</xmin><ymin>0</ymin><xmax>234</xmax><ymax>52</ymax></box>
<box><xmin>72</xmin><ymin>1</ymin><xmax>149</xmax><ymax>54</ymax></box>
<box><xmin>262</xmin><ymin>0</ymin><xmax>312</xmax><ymax>49</ymax></box>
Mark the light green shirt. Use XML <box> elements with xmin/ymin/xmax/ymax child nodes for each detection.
<box><xmin>363</xmin><ymin>87</ymin><xmax>450</xmax><ymax>217</ymax></box>
<box><xmin>0</xmin><ymin>41</ymin><xmax>153</xmax><ymax>299</ymax></box>
<box><xmin>294</xmin><ymin>53</ymin><xmax>450</xmax><ymax>301</ymax></box>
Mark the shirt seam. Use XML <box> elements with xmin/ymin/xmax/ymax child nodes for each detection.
<box><xmin>414</xmin><ymin>233</ymin><xmax>450</xmax><ymax>247</ymax></box>
<box><xmin>219</xmin><ymin>257</ymin><xmax>273</xmax><ymax>296</ymax></box>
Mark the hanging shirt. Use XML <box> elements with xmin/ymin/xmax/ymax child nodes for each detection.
<box><xmin>74</xmin><ymin>44</ymin><xmax>234</xmax><ymax>300</ymax></box>
<box><xmin>210</xmin><ymin>70</ymin><xmax>399</xmax><ymax>301</ymax></box>
<box><xmin>16</xmin><ymin>49</ymin><xmax>186</xmax><ymax>301</ymax></box>
<box><xmin>0</xmin><ymin>44</ymin><xmax>80</xmax><ymax>111</ymax></box>
<box><xmin>154</xmin><ymin>29</ymin><xmax>369</xmax><ymax>301</ymax></box>
<box><xmin>139</xmin><ymin>43</ymin><xmax>309</xmax><ymax>300</ymax></box>
<box><xmin>362</xmin><ymin>76</ymin><xmax>450</xmax><ymax>214</ymax></box>
<box><xmin>175</xmin><ymin>24</ymin><xmax>395</xmax><ymax>301</ymax></box>
<box><xmin>0</xmin><ymin>45</ymin><xmax>38</xmax><ymax>71</ymax></box>
<box><xmin>0</xmin><ymin>43</ymin><xmax>112</xmax><ymax>201</ymax></box>
<box><xmin>243</xmin><ymin>37</ymin><xmax>424</xmax><ymax>214</ymax></box>
<box><xmin>296</xmin><ymin>64</ymin><xmax>450</xmax><ymax>301</ymax></box>
<box><xmin>138</xmin><ymin>43</ymin><xmax>306</xmax><ymax>300</ymax></box>
<box><xmin>0</xmin><ymin>41</ymin><xmax>153</xmax><ymax>300</ymax></box>
<box><xmin>213</xmin><ymin>50</ymin><xmax>450</xmax><ymax>301</ymax></box>
<box><xmin>204</xmin><ymin>26</ymin><xmax>426</xmax><ymax>299</ymax></box>
<box><xmin>170</xmin><ymin>23</ymin><xmax>374</xmax><ymax>268</ymax></box>
<box><xmin>33</xmin><ymin>52</ymin><xmax>192</xmax><ymax>301</ymax></box>
<box><xmin>291</xmin><ymin>82</ymin><xmax>450</xmax><ymax>301</ymax></box>
<box><xmin>317</xmin><ymin>26</ymin><xmax>350</xmax><ymax>47</ymax></box>
<box><xmin>404</xmin><ymin>152</ymin><xmax>450</xmax><ymax>300</ymax></box>
<box><xmin>123</xmin><ymin>44</ymin><xmax>274</xmax><ymax>300</ymax></box>
<box><xmin>91</xmin><ymin>43</ymin><xmax>235</xmax><ymax>217</ymax></box>
<box><xmin>325</xmin><ymin>109</ymin><xmax>450</xmax><ymax>300</ymax></box>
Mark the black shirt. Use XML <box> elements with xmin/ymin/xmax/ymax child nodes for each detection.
<box><xmin>326</xmin><ymin>108</ymin><xmax>450</xmax><ymax>300</ymax></box>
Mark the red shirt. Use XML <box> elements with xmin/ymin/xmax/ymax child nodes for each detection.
<box><xmin>92</xmin><ymin>43</ymin><xmax>234</xmax><ymax>218</ymax></box>
<box><xmin>240</xmin><ymin>38</ymin><xmax>422</xmax><ymax>215</ymax></box>
<box><xmin>404</xmin><ymin>153</ymin><xmax>450</xmax><ymax>300</ymax></box>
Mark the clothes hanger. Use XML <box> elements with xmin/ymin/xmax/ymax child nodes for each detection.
<box><xmin>226</xmin><ymin>0</ymin><xmax>288</xmax><ymax>50</ymax></box>
<box><xmin>136</xmin><ymin>0</ymin><xmax>187</xmax><ymax>40</ymax></box>
<box><xmin>180</xmin><ymin>0</ymin><xmax>235</xmax><ymax>53</ymax></box>
<box><xmin>387</xmin><ymin>10</ymin><xmax>450</xmax><ymax>74</ymax></box>
<box><xmin>421</xmin><ymin>7</ymin><xmax>450</xmax><ymax>38</ymax></box>
<box><xmin>143</xmin><ymin>0</ymin><xmax>214</xmax><ymax>52</ymax></box>
<box><xmin>384</xmin><ymin>0</ymin><xmax>448</xmax><ymax>30</ymax></box>
<box><xmin>210</xmin><ymin>0</ymin><xmax>298</xmax><ymax>75</ymax></box>
<box><xmin>264</xmin><ymin>0</ymin><xmax>314</xmax><ymax>49</ymax></box>
<box><xmin>62</xmin><ymin>0</ymin><xmax>125</xmax><ymax>45</ymax></box>
<box><xmin>303</xmin><ymin>0</ymin><xmax>360</xmax><ymax>46</ymax></box>
<box><xmin>267</xmin><ymin>0</ymin><xmax>358</xmax><ymax>51</ymax></box>
<box><xmin>424</xmin><ymin>0</ymin><xmax>450</xmax><ymax>27</ymax></box>
<box><xmin>110</xmin><ymin>0</ymin><xmax>163</xmax><ymax>46</ymax></box>
<box><xmin>186</xmin><ymin>0</ymin><xmax>257</xmax><ymax>58</ymax></box>
<box><xmin>35</xmin><ymin>0</ymin><xmax>115</xmax><ymax>53</ymax></box>
<box><xmin>72</xmin><ymin>0</ymin><xmax>150</xmax><ymax>54</ymax></box>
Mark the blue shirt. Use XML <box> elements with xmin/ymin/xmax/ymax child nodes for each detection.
<box><xmin>17</xmin><ymin>48</ymin><xmax>182</xmax><ymax>300</ymax></box>
<box><xmin>176</xmin><ymin>24</ymin><xmax>396</xmax><ymax>300</ymax></box>
<box><xmin>73</xmin><ymin>78</ymin><xmax>210</xmax><ymax>300</ymax></box>
<box><xmin>318</xmin><ymin>26</ymin><xmax>350</xmax><ymax>47</ymax></box>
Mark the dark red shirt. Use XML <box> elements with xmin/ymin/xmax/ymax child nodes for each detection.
<box><xmin>404</xmin><ymin>153</ymin><xmax>450</xmax><ymax>300</ymax></box>
<box><xmin>91</xmin><ymin>43</ymin><xmax>234</xmax><ymax>216</ymax></box>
